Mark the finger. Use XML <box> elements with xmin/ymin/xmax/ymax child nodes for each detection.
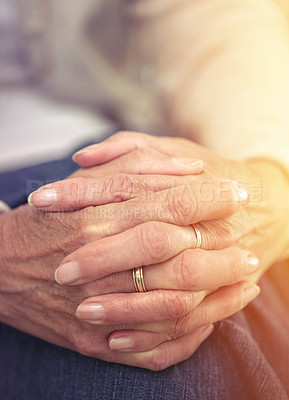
<box><xmin>76</xmin><ymin>290</ymin><xmax>207</xmax><ymax>325</ymax></box>
<box><xmin>134</xmin><ymin>282</ymin><xmax>261</xmax><ymax>335</ymax></box>
<box><xmin>101</xmin><ymin>147</ymin><xmax>204</xmax><ymax>175</ymax></box>
<box><xmin>144</xmin><ymin>248</ymin><xmax>259</xmax><ymax>291</ymax></box>
<box><xmin>76</xmin><ymin>282</ymin><xmax>259</xmax><ymax>331</ymax></box>
<box><xmin>27</xmin><ymin>173</ymin><xmax>194</xmax><ymax>211</ymax></box>
<box><xmin>83</xmin><ymin>248</ymin><xmax>259</xmax><ymax>296</ymax></box>
<box><xmin>54</xmin><ymin>179</ymin><xmax>248</xmax><ymax>285</ymax></box>
<box><xmin>72</xmin><ymin>131</ymin><xmax>209</xmax><ymax>168</ymax></box>
<box><xmin>55</xmin><ymin>222</ymin><xmax>198</xmax><ymax>285</ymax></box>
<box><xmin>108</xmin><ymin>178</ymin><xmax>247</xmax><ymax>229</ymax></box>
<box><xmin>72</xmin><ymin>131</ymin><xmax>165</xmax><ymax>167</ymax></box>
<box><xmin>108</xmin><ymin>325</ymin><xmax>214</xmax><ymax>370</ymax></box>
<box><xmin>108</xmin><ymin>330</ymin><xmax>173</xmax><ymax>352</ymax></box>
<box><xmin>29</xmin><ymin>175</ymin><xmax>247</xmax><ymax>217</ymax></box>
<box><xmin>108</xmin><ymin>323</ymin><xmax>213</xmax><ymax>357</ymax></box>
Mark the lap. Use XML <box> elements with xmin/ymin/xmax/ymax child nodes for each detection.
<box><xmin>1</xmin><ymin>274</ymin><xmax>288</xmax><ymax>400</ymax></box>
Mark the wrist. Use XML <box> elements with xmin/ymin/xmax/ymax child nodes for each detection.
<box><xmin>0</xmin><ymin>211</ymin><xmax>19</xmax><ymax>324</ymax></box>
<box><xmin>244</xmin><ymin>157</ymin><xmax>289</xmax><ymax>261</ymax></box>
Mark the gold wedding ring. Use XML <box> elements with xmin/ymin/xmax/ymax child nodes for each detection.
<box><xmin>133</xmin><ymin>266</ymin><xmax>147</xmax><ymax>292</ymax></box>
<box><xmin>192</xmin><ymin>224</ymin><xmax>202</xmax><ymax>249</ymax></box>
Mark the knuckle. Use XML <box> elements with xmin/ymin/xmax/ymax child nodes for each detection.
<box><xmin>136</xmin><ymin>222</ymin><xmax>171</xmax><ymax>262</ymax></box>
<box><xmin>63</xmin><ymin>178</ymin><xmax>88</xmax><ymax>207</ymax></box>
<box><xmin>167</xmin><ymin>187</ymin><xmax>196</xmax><ymax>226</ymax></box>
<box><xmin>108</xmin><ymin>173</ymin><xmax>135</xmax><ymax>196</ymax></box>
<box><xmin>161</xmin><ymin>291</ymin><xmax>192</xmax><ymax>319</ymax></box>
<box><xmin>51</xmin><ymin>209</ymin><xmax>92</xmax><ymax>247</ymax></box>
<box><xmin>77</xmin><ymin>214</ymin><xmax>96</xmax><ymax>243</ymax></box>
<box><xmin>74</xmin><ymin>339</ymin><xmax>91</xmax><ymax>357</ymax></box>
<box><xmin>130</xmin><ymin>147</ymin><xmax>158</xmax><ymax>164</ymax></box>
<box><xmin>192</xmin><ymin>307</ymin><xmax>208</xmax><ymax>328</ymax></box>
<box><xmin>204</xmin><ymin>220</ymin><xmax>235</xmax><ymax>250</ymax></box>
<box><xmin>72</xmin><ymin>330</ymin><xmax>108</xmax><ymax>358</ymax></box>
<box><xmin>147</xmin><ymin>349</ymin><xmax>171</xmax><ymax>371</ymax></box>
<box><xmin>173</xmin><ymin>251</ymin><xmax>201</xmax><ymax>290</ymax></box>
<box><xmin>70</xmin><ymin>328</ymin><xmax>92</xmax><ymax>356</ymax></box>
<box><xmin>172</xmin><ymin>314</ymin><xmax>192</xmax><ymax>336</ymax></box>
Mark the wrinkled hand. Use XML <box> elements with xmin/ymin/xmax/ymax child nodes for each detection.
<box><xmin>69</xmin><ymin>131</ymin><xmax>289</xmax><ymax>278</ymax></box>
<box><xmin>0</xmin><ymin>205</ymin><xmax>218</xmax><ymax>370</ymax></box>
<box><xmin>26</xmin><ymin>132</ymin><xmax>281</xmax><ymax>369</ymax></box>
<box><xmin>0</xmin><ymin>151</ymin><xmax>222</xmax><ymax>370</ymax></box>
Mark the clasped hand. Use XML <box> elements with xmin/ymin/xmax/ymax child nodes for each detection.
<box><xmin>3</xmin><ymin>131</ymin><xmax>288</xmax><ymax>371</ymax></box>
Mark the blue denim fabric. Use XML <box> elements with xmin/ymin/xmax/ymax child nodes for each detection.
<box><xmin>0</xmin><ymin>306</ymin><xmax>287</xmax><ymax>400</ymax></box>
<box><xmin>0</xmin><ymin>147</ymin><xmax>288</xmax><ymax>400</ymax></box>
<box><xmin>0</xmin><ymin>147</ymin><xmax>82</xmax><ymax>209</ymax></box>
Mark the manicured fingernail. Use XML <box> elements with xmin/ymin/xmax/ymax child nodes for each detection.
<box><xmin>72</xmin><ymin>144</ymin><xmax>102</xmax><ymax>160</ymax></box>
<box><xmin>28</xmin><ymin>189</ymin><xmax>57</xmax><ymax>207</ymax></box>
<box><xmin>72</xmin><ymin>149</ymin><xmax>90</xmax><ymax>160</ymax></box>
<box><xmin>247</xmin><ymin>255</ymin><xmax>259</xmax><ymax>272</ymax></box>
<box><xmin>109</xmin><ymin>337</ymin><xmax>134</xmax><ymax>352</ymax></box>
<box><xmin>55</xmin><ymin>261</ymin><xmax>80</xmax><ymax>285</ymax></box>
<box><xmin>76</xmin><ymin>303</ymin><xmax>105</xmax><ymax>322</ymax></box>
<box><xmin>243</xmin><ymin>284</ymin><xmax>260</xmax><ymax>306</ymax></box>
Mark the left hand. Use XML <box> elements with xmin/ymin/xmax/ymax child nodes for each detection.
<box><xmin>31</xmin><ymin>130</ymin><xmax>289</xmax><ymax>280</ymax></box>
<box><xmin>71</xmin><ymin>131</ymin><xmax>289</xmax><ymax>276</ymax></box>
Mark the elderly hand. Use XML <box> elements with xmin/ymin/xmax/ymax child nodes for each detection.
<box><xmin>0</xmin><ymin>204</ymin><xmax>219</xmax><ymax>370</ymax></box>
<box><xmin>69</xmin><ymin>131</ymin><xmax>289</xmax><ymax>278</ymax></box>
<box><xmin>0</xmin><ymin>151</ymin><xmax>222</xmax><ymax>370</ymax></box>
<box><xmin>26</xmin><ymin>132</ymin><xmax>281</xmax><ymax>370</ymax></box>
<box><xmin>29</xmin><ymin>131</ymin><xmax>289</xmax><ymax>283</ymax></box>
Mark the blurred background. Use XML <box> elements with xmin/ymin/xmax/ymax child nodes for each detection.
<box><xmin>0</xmin><ymin>0</ymin><xmax>115</xmax><ymax>173</ymax></box>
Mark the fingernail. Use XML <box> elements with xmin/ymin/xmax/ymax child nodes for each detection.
<box><xmin>243</xmin><ymin>284</ymin><xmax>260</xmax><ymax>306</ymax></box>
<box><xmin>72</xmin><ymin>144</ymin><xmax>102</xmax><ymax>160</ymax></box>
<box><xmin>28</xmin><ymin>189</ymin><xmax>57</xmax><ymax>207</ymax></box>
<box><xmin>55</xmin><ymin>261</ymin><xmax>80</xmax><ymax>285</ymax></box>
<box><xmin>76</xmin><ymin>303</ymin><xmax>105</xmax><ymax>322</ymax></box>
<box><xmin>109</xmin><ymin>337</ymin><xmax>134</xmax><ymax>352</ymax></box>
<box><xmin>247</xmin><ymin>255</ymin><xmax>259</xmax><ymax>272</ymax></box>
<box><xmin>232</xmin><ymin>183</ymin><xmax>248</xmax><ymax>203</ymax></box>
<box><xmin>72</xmin><ymin>149</ymin><xmax>90</xmax><ymax>160</ymax></box>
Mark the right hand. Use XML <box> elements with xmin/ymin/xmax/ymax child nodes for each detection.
<box><xmin>0</xmin><ymin>204</ymin><xmax>258</xmax><ymax>371</ymax></box>
<box><xmin>0</xmin><ymin>204</ymin><xmax>214</xmax><ymax>371</ymax></box>
<box><xmin>0</xmin><ymin>152</ymin><xmax>212</xmax><ymax>370</ymax></box>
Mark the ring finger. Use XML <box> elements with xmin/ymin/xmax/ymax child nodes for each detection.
<box><xmin>84</xmin><ymin>246</ymin><xmax>259</xmax><ymax>296</ymax></box>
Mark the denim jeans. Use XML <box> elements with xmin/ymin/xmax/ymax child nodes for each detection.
<box><xmin>0</xmin><ymin>147</ymin><xmax>288</xmax><ymax>400</ymax></box>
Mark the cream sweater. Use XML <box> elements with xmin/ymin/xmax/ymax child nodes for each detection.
<box><xmin>6</xmin><ymin>0</ymin><xmax>289</xmax><ymax>168</ymax></box>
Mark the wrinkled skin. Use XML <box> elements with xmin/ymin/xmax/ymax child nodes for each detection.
<box><xmin>1</xmin><ymin>132</ymin><xmax>289</xmax><ymax>370</ymax></box>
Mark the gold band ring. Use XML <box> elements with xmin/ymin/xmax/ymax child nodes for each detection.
<box><xmin>192</xmin><ymin>224</ymin><xmax>202</xmax><ymax>249</ymax></box>
<box><xmin>133</xmin><ymin>266</ymin><xmax>147</xmax><ymax>292</ymax></box>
